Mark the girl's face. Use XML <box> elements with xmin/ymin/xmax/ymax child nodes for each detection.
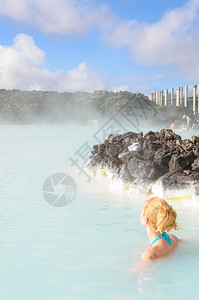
<box><xmin>140</xmin><ymin>205</ymin><xmax>148</xmax><ymax>227</ymax></box>
<box><xmin>140</xmin><ymin>207</ymin><xmax>146</xmax><ymax>226</ymax></box>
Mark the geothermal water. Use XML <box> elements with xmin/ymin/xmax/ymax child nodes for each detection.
<box><xmin>0</xmin><ymin>124</ymin><xmax>199</xmax><ymax>300</ymax></box>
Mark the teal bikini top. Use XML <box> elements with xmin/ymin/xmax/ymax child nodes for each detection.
<box><xmin>149</xmin><ymin>232</ymin><xmax>172</xmax><ymax>247</ymax></box>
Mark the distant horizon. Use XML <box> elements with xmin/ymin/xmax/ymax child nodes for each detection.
<box><xmin>0</xmin><ymin>88</ymin><xmax>148</xmax><ymax>95</ymax></box>
<box><xmin>0</xmin><ymin>83</ymin><xmax>198</xmax><ymax>98</ymax></box>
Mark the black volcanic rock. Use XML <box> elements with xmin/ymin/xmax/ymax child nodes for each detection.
<box><xmin>87</xmin><ymin>129</ymin><xmax>199</xmax><ymax>191</ymax></box>
<box><xmin>192</xmin><ymin>157</ymin><xmax>199</xmax><ymax>171</ymax></box>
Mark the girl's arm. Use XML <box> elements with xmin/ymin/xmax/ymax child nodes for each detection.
<box><xmin>129</xmin><ymin>249</ymin><xmax>153</xmax><ymax>277</ymax></box>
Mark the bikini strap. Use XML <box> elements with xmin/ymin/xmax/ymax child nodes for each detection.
<box><xmin>149</xmin><ymin>232</ymin><xmax>172</xmax><ymax>247</ymax></box>
<box><xmin>162</xmin><ymin>232</ymin><xmax>172</xmax><ymax>245</ymax></box>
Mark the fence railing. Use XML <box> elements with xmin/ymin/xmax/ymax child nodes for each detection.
<box><xmin>149</xmin><ymin>84</ymin><xmax>199</xmax><ymax>114</ymax></box>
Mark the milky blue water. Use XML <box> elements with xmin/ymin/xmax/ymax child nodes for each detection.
<box><xmin>0</xmin><ymin>124</ymin><xmax>199</xmax><ymax>300</ymax></box>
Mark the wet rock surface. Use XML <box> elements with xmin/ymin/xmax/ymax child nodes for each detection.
<box><xmin>88</xmin><ymin>129</ymin><xmax>199</xmax><ymax>190</ymax></box>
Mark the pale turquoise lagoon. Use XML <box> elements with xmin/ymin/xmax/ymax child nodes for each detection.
<box><xmin>0</xmin><ymin>124</ymin><xmax>199</xmax><ymax>300</ymax></box>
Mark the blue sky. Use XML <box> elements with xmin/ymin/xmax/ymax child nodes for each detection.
<box><xmin>0</xmin><ymin>0</ymin><xmax>198</xmax><ymax>95</ymax></box>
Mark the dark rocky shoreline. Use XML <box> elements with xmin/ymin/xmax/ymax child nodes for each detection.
<box><xmin>87</xmin><ymin>129</ymin><xmax>199</xmax><ymax>195</ymax></box>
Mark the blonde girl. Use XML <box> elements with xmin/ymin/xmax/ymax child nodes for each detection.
<box><xmin>140</xmin><ymin>197</ymin><xmax>180</xmax><ymax>260</ymax></box>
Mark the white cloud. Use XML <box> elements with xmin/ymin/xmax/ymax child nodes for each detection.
<box><xmin>111</xmin><ymin>85</ymin><xmax>130</xmax><ymax>92</ymax></box>
<box><xmin>0</xmin><ymin>0</ymin><xmax>114</xmax><ymax>35</ymax></box>
<box><xmin>0</xmin><ymin>33</ymin><xmax>108</xmax><ymax>92</ymax></box>
<box><xmin>63</xmin><ymin>61</ymin><xmax>109</xmax><ymax>91</ymax></box>
<box><xmin>106</xmin><ymin>0</ymin><xmax>199</xmax><ymax>82</ymax></box>
<box><xmin>111</xmin><ymin>85</ymin><xmax>154</xmax><ymax>95</ymax></box>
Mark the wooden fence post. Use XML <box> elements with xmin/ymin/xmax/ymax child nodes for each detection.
<box><xmin>171</xmin><ymin>88</ymin><xmax>174</xmax><ymax>105</ymax></box>
<box><xmin>176</xmin><ymin>87</ymin><xmax>180</xmax><ymax>106</ymax></box>
<box><xmin>164</xmin><ymin>89</ymin><xmax>168</xmax><ymax>106</ymax></box>
<box><xmin>198</xmin><ymin>86</ymin><xmax>199</xmax><ymax>114</ymax></box>
<box><xmin>180</xmin><ymin>87</ymin><xmax>183</xmax><ymax>105</ymax></box>
<box><xmin>160</xmin><ymin>90</ymin><xmax>163</xmax><ymax>106</ymax></box>
<box><xmin>158</xmin><ymin>91</ymin><xmax>160</xmax><ymax>105</ymax></box>
<box><xmin>184</xmin><ymin>86</ymin><xmax>188</xmax><ymax>107</ymax></box>
<box><xmin>193</xmin><ymin>84</ymin><xmax>197</xmax><ymax>114</ymax></box>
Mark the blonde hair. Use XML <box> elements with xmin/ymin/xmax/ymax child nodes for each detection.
<box><xmin>144</xmin><ymin>197</ymin><xmax>180</xmax><ymax>234</ymax></box>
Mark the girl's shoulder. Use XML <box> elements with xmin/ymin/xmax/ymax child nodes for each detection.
<box><xmin>141</xmin><ymin>247</ymin><xmax>158</xmax><ymax>261</ymax></box>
